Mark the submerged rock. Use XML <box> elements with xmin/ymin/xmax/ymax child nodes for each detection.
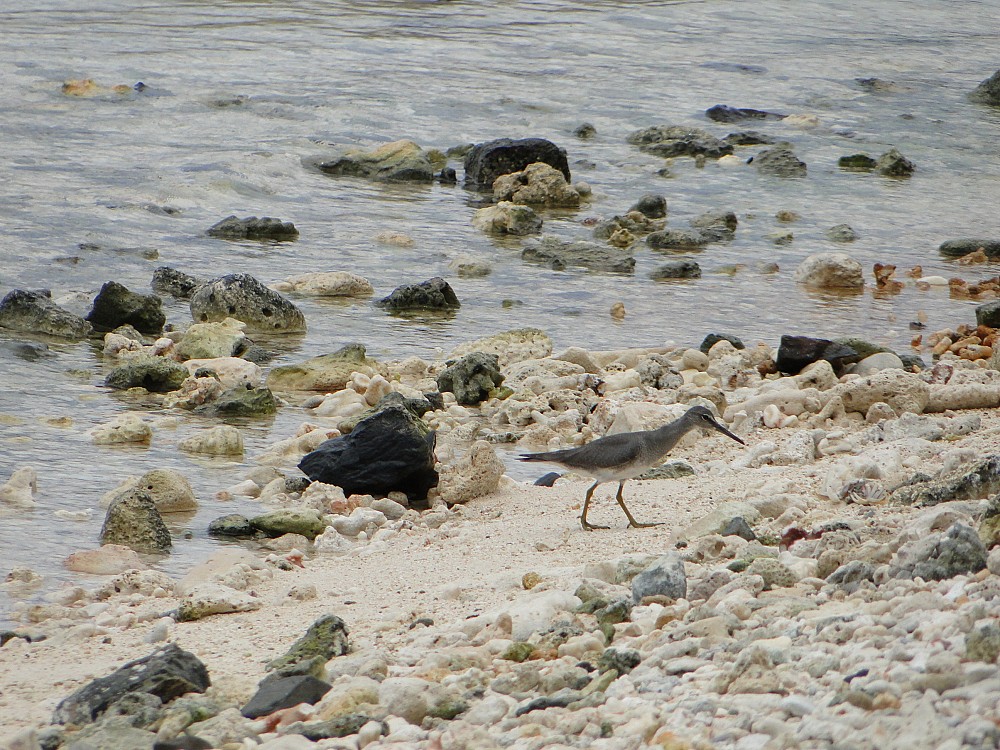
<box><xmin>317</xmin><ymin>139</ymin><xmax>435</xmax><ymax>182</ymax></box>
<box><xmin>969</xmin><ymin>69</ymin><xmax>1000</xmax><ymax>106</ymax></box>
<box><xmin>649</xmin><ymin>260</ymin><xmax>702</xmax><ymax>280</ymax></box>
<box><xmin>794</xmin><ymin>252</ymin><xmax>864</xmax><ymax>289</ymax></box>
<box><xmin>939</xmin><ymin>239</ymin><xmax>1000</xmax><ymax>258</ymax></box>
<box><xmin>875</xmin><ymin>147</ymin><xmax>915</xmax><ymax>177</ymax></box>
<box><xmin>471</xmin><ymin>201</ymin><xmax>543</xmax><ymax>235</ymax></box>
<box><xmin>838</xmin><ymin>153</ymin><xmax>878</xmax><ymax>171</ymax></box>
<box><xmin>375</xmin><ymin>277</ymin><xmax>460</xmax><ymax>313</ymax></box>
<box><xmin>86</xmin><ymin>281</ymin><xmax>165</xmax><ymax>335</ymax></box>
<box><xmin>463</xmin><ymin>137</ymin><xmax>571</xmax><ymax>189</ymax></box>
<box><xmin>174</xmin><ymin>318</ymin><xmax>247</xmax><ymax>361</ymax></box>
<box><xmin>646</xmin><ymin>228</ymin><xmax>713</xmax><ymax>250</ymax></box>
<box><xmin>104</xmin><ymin>355</ymin><xmax>188</xmax><ymax>392</ymax></box>
<box><xmin>52</xmin><ymin>644</ymin><xmax>209</xmax><ymax>726</ymax></box>
<box><xmin>629</xmin><ymin>193</ymin><xmax>668</xmax><ymax>219</ymax></box>
<box><xmin>522</xmin><ymin>237</ymin><xmax>635</xmax><ymax>273</ymax></box>
<box><xmin>267</xmin><ymin>343</ymin><xmax>380</xmax><ymax>392</ymax></box>
<box><xmin>627</xmin><ymin>125</ymin><xmax>733</xmax><ymax>158</ymax></box>
<box><xmin>751</xmin><ymin>145</ymin><xmax>807</xmax><ymax>177</ymax></box>
<box><xmin>189</xmin><ymin>273</ymin><xmax>306</xmax><ymax>333</ymax></box>
<box><xmin>705</xmin><ymin>104</ymin><xmax>786</xmax><ymax>122</ymax></box>
<box><xmin>298</xmin><ymin>405</ymin><xmax>438</xmax><ymax>503</ymax></box>
<box><xmin>0</xmin><ymin>289</ymin><xmax>93</xmax><ymax>339</ymax></box>
<box><xmin>206</xmin><ymin>215</ymin><xmax>299</xmax><ymax>241</ymax></box>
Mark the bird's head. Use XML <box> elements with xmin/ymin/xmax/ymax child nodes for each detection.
<box><xmin>685</xmin><ymin>405</ymin><xmax>745</xmax><ymax>445</ymax></box>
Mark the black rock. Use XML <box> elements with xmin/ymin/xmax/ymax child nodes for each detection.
<box><xmin>206</xmin><ymin>215</ymin><xmax>299</xmax><ymax>241</ymax></box>
<box><xmin>463</xmin><ymin>137</ymin><xmax>571</xmax><ymax>189</ymax></box>
<box><xmin>628</xmin><ymin>193</ymin><xmax>668</xmax><ymax>219</ymax></box>
<box><xmin>241</xmin><ymin>675</ymin><xmax>332</xmax><ymax>719</ymax></box>
<box><xmin>189</xmin><ymin>273</ymin><xmax>306</xmax><ymax>333</ymax></box>
<box><xmin>438</xmin><ymin>167</ymin><xmax>457</xmax><ymax>183</ymax></box>
<box><xmin>969</xmin><ymin>69</ymin><xmax>1000</xmax><ymax>106</ymax></box>
<box><xmin>705</xmin><ymin>104</ymin><xmax>785</xmax><ymax>123</ymax></box>
<box><xmin>838</xmin><ymin>154</ymin><xmax>877</xmax><ymax>171</ymax></box>
<box><xmin>207</xmin><ymin>514</ymin><xmax>254</xmax><ymax>538</ymax></box>
<box><xmin>627</xmin><ymin>125</ymin><xmax>733</xmax><ymax>159</ymax></box>
<box><xmin>437</xmin><ymin>352</ymin><xmax>504</xmax><ymax>406</ymax></box>
<box><xmin>646</xmin><ymin>229</ymin><xmax>712</xmax><ymax>250</ymax></box>
<box><xmin>376</xmin><ymin>276</ymin><xmax>460</xmax><ymax>313</ymax></box>
<box><xmin>104</xmin><ymin>355</ymin><xmax>189</xmax><ymax>392</ymax></box>
<box><xmin>700</xmin><ymin>333</ymin><xmax>745</xmax><ymax>353</ymax></box>
<box><xmin>53</xmin><ymin>644</ymin><xmax>209</xmax><ymax>726</ymax></box>
<box><xmin>875</xmin><ymin>147</ymin><xmax>915</xmax><ymax>177</ymax></box>
<box><xmin>298</xmin><ymin>405</ymin><xmax>438</xmax><ymax>503</ymax></box>
<box><xmin>515</xmin><ymin>688</ymin><xmax>582</xmax><ymax>716</ymax></box>
<box><xmin>0</xmin><ymin>289</ymin><xmax>93</xmax><ymax>339</ymax></box>
<box><xmin>152</xmin><ymin>267</ymin><xmax>203</xmax><ymax>299</ymax></box>
<box><xmin>723</xmin><ymin>131</ymin><xmax>775</xmax><ymax>146</ymax></box>
<box><xmin>976</xmin><ymin>301</ymin><xmax>1000</xmax><ymax>328</ymax></box>
<box><xmin>154</xmin><ymin>736</ymin><xmax>213</xmax><ymax>750</ymax></box>
<box><xmin>649</xmin><ymin>260</ymin><xmax>701</xmax><ymax>280</ymax></box>
<box><xmin>522</xmin><ymin>238</ymin><xmax>635</xmax><ymax>273</ymax></box>
<box><xmin>195</xmin><ymin>384</ymin><xmax>278</xmax><ymax>417</ymax></box>
<box><xmin>776</xmin><ymin>335</ymin><xmax>858</xmax><ymax>375</ymax></box>
<box><xmin>939</xmin><ymin>239</ymin><xmax>1000</xmax><ymax>258</ymax></box>
<box><xmin>86</xmin><ymin>281</ymin><xmax>166</xmax><ymax>335</ymax></box>
<box><xmin>751</xmin><ymin>145</ymin><xmax>807</xmax><ymax>177</ymax></box>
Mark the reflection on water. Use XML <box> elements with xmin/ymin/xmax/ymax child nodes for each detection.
<box><xmin>1</xmin><ymin>0</ymin><xmax>1000</xmax><ymax>624</ymax></box>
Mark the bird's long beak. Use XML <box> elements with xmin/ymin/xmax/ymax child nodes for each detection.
<box><xmin>707</xmin><ymin>416</ymin><xmax>745</xmax><ymax>445</ymax></box>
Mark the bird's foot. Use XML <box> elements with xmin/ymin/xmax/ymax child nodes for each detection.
<box><xmin>628</xmin><ymin>521</ymin><xmax>664</xmax><ymax>529</ymax></box>
<box><xmin>581</xmin><ymin>519</ymin><xmax>610</xmax><ymax>531</ymax></box>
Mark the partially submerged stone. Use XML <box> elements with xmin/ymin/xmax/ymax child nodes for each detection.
<box><xmin>266</xmin><ymin>343</ymin><xmax>381</xmax><ymax>392</ymax></box>
<box><xmin>317</xmin><ymin>139</ymin><xmax>435</xmax><ymax>182</ymax></box>
<box><xmin>104</xmin><ymin>355</ymin><xmax>188</xmax><ymax>392</ymax></box>
<box><xmin>99</xmin><ymin>488</ymin><xmax>172</xmax><ymax>554</ymax></box>
<box><xmin>86</xmin><ymin>281</ymin><xmax>165</xmax><ymax>335</ymax></box>
<box><xmin>249</xmin><ymin>508</ymin><xmax>327</xmax><ymax>539</ymax></box>
<box><xmin>463</xmin><ymin>137</ymin><xmax>571</xmax><ymax>189</ymax></box>
<box><xmin>375</xmin><ymin>277</ymin><xmax>460</xmax><ymax>313</ymax></box>
<box><xmin>206</xmin><ymin>215</ymin><xmax>299</xmax><ymax>241</ymax></box>
<box><xmin>0</xmin><ymin>289</ymin><xmax>93</xmax><ymax>339</ymax></box>
<box><xmin>493</xmin><ymin>162</ymin><xmax>581</xmax><ymax>207</ymax></box>
<box><xmin>794</xmin><ymin>253</ymin><xmax>864</xmax><ymax>290</ymax></box>
<box><xmin>471</xmin><ymin>201</ymin><xmax>543</xmax><ymax>235</ymax></box>
<box><xmin>189</xmin><ymin>274</ymin><xmax>306</xmax><ymax>333</ymax></box>
<box><xmin>627</xmin><ymin>125</ymin><xmax>733</xmax><ymax>158</ymax></box>
<box><xmin>522</xmin><ymin>237</ymin><xmax>635</xmax><ymax>273</ymax></box>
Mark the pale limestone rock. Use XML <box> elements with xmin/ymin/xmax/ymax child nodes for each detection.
<box><xmin>437</xmin><ymin>441</ymin><xmax>506</xmax><ymax>505</ymax></box>
<box><xmin>101</xmin><ymin>468</ymin><xmax>197</xmax><ymax>512</ymax></box>
<box><xmin>493</xmin><ymin>162</ymin><xmax>581</xmax><ymax>207</ymax></box>
<box><xmin>182</xmin><ymin>356</ymin><xmax>262</xmax><ymax>389</ymax></box>
<box><xmin>177</xmin><ymin>582</ymin><xmax>262</xmax><ymax>621</ymax></box>
<box><xmin>0</xmin><ymin>467</ymin><xmax>38</xmax><ymax>509</ymax></box>
<box><xmin>835</xmin><ymin>369</ymin><xmax>929</xmax><ymax>415</ymax></box>
<box><xmin>64</xmin><ymin>544</ymin><xmax>146</xmax><ymax>575</ymax></box>
<box><xmin>448</xmin><ymin>328</ymin><xmax>553</xmax><ymax>368</ymax></box>
<box><xmin>275</xmin><ymin>272</ymin><xmax>374</xmax><ymax>297</ymax></box>
<box><xmin>925</xmin><ymin>383</ymin><xmax>1000</xmax><ymax>412</ymax></box>
<box><xmin>793</xmin><ymin>252</ymin><xmax>864</xmax><ymax>289</ymax></box>
<box><xmin>179</xmin><ymin>425</ymin><xmax>244</xmax><ymax>456</ymax></box>
<box><xmin>174</xmin><ymin>317</ymin><xmax>247</xmax><ymax>361</ymax></box>
<box><xmin>90</xmin><ymin>414</ymin><xmax>153</xmax><ymax>445</ymax></box>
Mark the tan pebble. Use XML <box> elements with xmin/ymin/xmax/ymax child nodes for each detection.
<box><xmin>960</xmin><ymin>345</ymin><xmax>992</xmax><ymax>360</ymax></box>
<box><xmin>932</xmin><ymin>337</ymin><xmax>953</xmax><ymax>356</ymax></box>
<box><xmin>522</xmin><ymin>572</ymin><xmax>541</xmax><ymax>590</ymax></box>
<box><xmin>610</xmin><ymin>301</ymin><xmax>626</xmax><ymax>319</ymax></box>
<box><xmin>374</xmin><ymin>231</ymin><xmax>415</xmax><ymax>247</ymax></box>
<box><xmin>872</xmin><ymin>692</ymin><xmax>901</xmax><ymax>710</ymax></box>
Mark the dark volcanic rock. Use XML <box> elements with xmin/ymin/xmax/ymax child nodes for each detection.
<box><xmin>437</xmin><ymin>352</ymin><xmax>504</xmax><ymax>406</ymax></box>
<box><xmin>889</xmin><ymin>455</ymin><xmax>1000</xmax><ymax>506</ymax></box>
<box><xmin>189</xmin><ymin>273</ymin><xmax>306</xmax><ymax>333</ymax></box>
<box><xmin>298</xmin><ymin>405</ymin><xmax>438</xmax><ymax>503</ymax></box>
<box><xmin>646</xmin><ymin>229</ymin><xmax>712</xmax><ymax>250</ymax></box>
<box><xmin>0</xmin><ymin>289</ymin><xmax>93</xmax><ymax>339</ymax></box>
<box><xmin>776</xmin><ymin>335</ymin><xmax>858</xmax><ymax>375</ymax></box>
<box><xmin>649</xmin><ymin>260</ymin><xmax>702</xmax><ymax>280</ymax></box>
<box><xmin>751</xmin><ymin>145</ymin><xmax>806</xmax><ymax>177</ymax></box>
<box><xmin>628</xmin><ymin>193</ymin><xmax>668</xmax><ymax>219</ymax></box>
<box><xmin>241</xmin><ymin>675</ymin><xmax>331</xmax><ymax>719</ymax></box>
<box><xmin>207</xmin><ymin>514</ymin><xmax>254</xmax><ymax>538</ymax></box>
<box><xmin>100</xmin><ymin>489</ymin><xmax>172</xmax><ymax>554</ymax></box>
<box><xmin>700</xmin><ymin>333</ymin><xmax>745</xmax><ymax>353</ymax></box>
<box><xmin>838</xmin><ymin>154</ymin><xmax>878</xmax><ymax>171</ymax></box>
<box><xmin>206</xmin><ymin>215</ymin><xmax>299</xmax><ymax>241</ymax></box>
<box><xmin>976</xmin><ymin>300</ymin><xmax>1000</xmax><ymax>328</ymax></box>
<box><xmin>626</xmin><ymin>125</ymin><xmax>733</xmax><ymax>158</ymax></box>
<box><xmin>53</xmin><ymin>644</ymin><xmax>209</xmax><ymax>726</ymax></box>
<box><xmin>376</xmin><ymin>277</ymin><xmax>461</xmax><ymax>313</ymax></box>
<box><xmin>104</xmin><ymin>354</ymin><xmax>189</xmax><ymax>392</ymax></box>
<box><xmin>939</xmin><ymin>239</ymin><xmax>1000</xmax><ymax>258</ymax></box>
<box><xmin>521</xmin><ymin>238</ymin><xmax>635</xmax><ymax>273</ymax></box>
<box><xmin>875</xmin><ymin>147</ymin><xmax>915</xmax><ymax>177</ymax></box>
<box><xmin>195</xmin><ymin>384</ymin><xmax>278</xmax><ymax>417</ymax></box>
<box><xmin>152</xmin><ymin>267</ymin><xmax>203</xmax><ymax>299</ymax></box>
<box><xmin>969</xmin><ymin>69</ymin><xmax>1000</xmax><ymax>106</ymax></box>
<box><xmin>705</xmin><ymin>104</ymin><xmax>785</xmax><ymax>123</ymax></box>
<box><xmin>463</xmin><ymin>137</ymin><xmax>570</xmax><ymax>189</ymax></box>
<box><xmin>723</xmin><ymin>131</ymin><xmax>775</xmax><ymax>146</ymax></box>
<box><xmin>86</xmin><ymin>281</ymin><xmax>166</xmax><ymax>335</ymax></box>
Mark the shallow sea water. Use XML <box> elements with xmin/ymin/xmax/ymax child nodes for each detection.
<box><xmin>1</xmin><ymin>0</ymin><xmax>999</xmax><ymax>624</ymax></box>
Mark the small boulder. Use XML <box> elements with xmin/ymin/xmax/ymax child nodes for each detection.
<box><xmin>206</xmin><ymin>215</ymin><xmax>299</xmax><ymax>241</ymax></box>
<box><xmin>90</xmin><ymin>414</ymin><xmax>153</xmax><ymax>445</ymax></box>
<box><xmin>0</xmin><ymin>289</ymin><xmax>93</xmax><ymax>339</ymax></box>
<box><xmin>976</xmin><ymin>300</ymin><xmax>1000</xmax><ymax>328</ymax></box>
<box><xmin>875</xmin><ymin>147</ymin><xmax>915</xmax><ymax>177</ymax></box>
<box><xmin>177</xmin><ymin>583</ymin><xmax>262</xmax><ymax>621</ymax></box>
<box><xmin>705</xmin><ymin>104</ymin><xmax>785</xmax><ymax>122</ymax></box>
<box><xmin>969</xmin><ymin>69</ymin><xmax>1000</xmax><ymax>106</ymax></box>
<box><xmin>179</xmin><ymin>425</ymin><xmax>244</xmax><ymax>456</ymax></box>
<box><xmin>174</xmin><ymin>318</ymin><xmax>247</xmax><ymax>361</ymax></box>
<box><xmin>838</xmin><ymin>154</ymin><xmax>877</xmax><ymax>171</ymax></box>
<box><xmin>649</xmin><ymin>260</ymin><xmax>701</xmax><ymax>280</ymax></box>
<box><xmin>492</xmin><ymin>162</ymin><xmax>580</xmax><ymax>207</ymax></box>
<box><xmin>626</xmin><ymin>125</ymin><xmax>733</xmax><ymax>158</ymax></box>
<box><xmin>276</xmin><ymin>272</ymin><xmax>374</xmax><ymax>297</ymax></box>
<box><xmin>646</xmin><ymin>228</ymin><xmax>712</xmax><ymax>250</ymax></box>
<box><xmin>86</xmin><ymin>281</ymin><xmax>165</xmax><ymax>335</ymax></box>
<box><xmin>825</xmin><ymin>224</ymin><xmax>859</xmax><ymax>242</ymax></box>
<box><xmin>317</xmin><ymin>139</ymin><xmax>434</xmax><ymax>182</ymax></box>
<box><xmin>249</xmin><ymin>509</ymin><xmax>327</xmax><ymax>540</ymax></box>
<box><xmin>104</xmin><ymin>355</ymin><xmax>189</xmax><ymax>392</ymax></box>
<box><xmin>891</xmin><ymin>522</ymin><xmax>987</xmax><ymax>580</ymax></box>
<box><xmin>100</xmin><ymin>489</ymin><xmax>172</xmax><ymax>554</ymax></box>
<box><xmin>151</xmin><ymin>267</ymin><xmax>202</xmax><ymax>299</ymax></box>
<box><xmin>776</xmin><ymin>335</ymin><xmax>858</xmax><ymax>375</ymax></box>
<box><xmin>375</xmin><ymin>277</ymin><xmax>460</xmax><ymax>313</ymax></box>
<box><xmin>65</xmin><ymin>544</ymin><xmax>147</xmax><ymax>575</ymax></box>
<box><xmin>195</xmin><ymin>384</ymin><xmax>278</xmax><ymax>417</ymax></box>
<box><xmin>522</xmin><ymin>237</ymin><xmax>635</xmax><ymax>273</ymax></box>
<box><xmin>104</xmin><ymin>469</ymin><xmax>197</xmax><ymax>514</ymax></box>
<box><xmin>267</xmin><ymin>614</ymin><xmax>350</xmax><ymax>672</ymax></box>
<box><xmin>471</xmin><ymin>201</ymin><xmax>543</xmax><ymax>235</ymax></box>
<box><xmin>242</xmin><ymin>675</ymin><xmax>332</xmax><ymax>719</ymax></box>
<box><xmin>632</xmin><ymin>553</ymin><xmax>687</xmax><ymax>602</ymax></box>
<box><xmin>298</xmin><ymin>405</ymin><xmax>438</xmax><ymax>503</ymax></box>
<box><xmin>189</xmin><ymin>274</ymin><xmax>306</xmax><ymax>333</ymax></box>
<box><xmin>794</xmin><ymin>252</ymin><xmax>864</xmax><ymax>290</ymax></box>
<box><xmin>628</xmin><ymin>193</ymin><xmax>668</xmax><ymax>219</ymax></box>
<box><xmin>751</xmin><ymin>145</ymin><xmax>807</xmax><ymax>177</ymax></box>
<box><xmin>436</xmin><ymin>352</ymin><xmax>504</xmax><ymax>406</ymax></box>
<box><xmin>52</xmin><ymin>644</ymin><xmax>209</xmax><ymax>726</ymax></box>
<box><xmin>436</xmin><ymin>440</ymin><xmax>506</xmax><ymax>505</ymax></box>
<box><xmin>939</xmin><ymin>239</ymin><xmax>1000</xmax><ymax>258</ymax></box>
<box><xmin>463</xmin><ymin>137</ymin><xmax>570</xmax><ymax>189</ymax></box>
<box><xmin>449</xmin><ymin>328</ymin><xmax>552</xmax><ymax>367</ymax></box>
<box><xmin>266</xmin><ymin>343</ymin><xmax>380</xmax><ymax>392</ymax></box>
<box><xmin>208</xmin><ymin>514</ymin><xmax>254</xmax><ymax>538</ymax></box>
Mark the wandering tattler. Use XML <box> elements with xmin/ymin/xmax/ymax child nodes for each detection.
<box><xmin>519</xmin><ymin>405</ymin><xmax>745</xmax><ymax>530</ymax></box>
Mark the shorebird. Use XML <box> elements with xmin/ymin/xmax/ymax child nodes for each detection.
<box><xmin>519</xmin><ymin>405</ymin><xmax>745</xmax><ymax>530</ymax></box>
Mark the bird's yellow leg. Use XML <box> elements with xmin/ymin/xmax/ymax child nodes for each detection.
<box><xmin>615</xmin><ymin>481</ymin><xmax>662</xmax><ymax>529</ymax></box>
<box><xmin>580</xmin><ymin>480</ymin><xmax>609</xmax><ymax>530</ymax></box>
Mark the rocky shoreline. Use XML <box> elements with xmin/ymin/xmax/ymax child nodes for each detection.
<box><xmin>4</xmin><ymin>314</ymin><xmax>1000</xmax><ymax>748</ymax></box>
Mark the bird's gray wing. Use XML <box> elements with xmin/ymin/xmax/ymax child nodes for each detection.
<box><xmin>525</xmin><ymin>432</ymin><xmax>644</xmax><ymax>471</ymax></box>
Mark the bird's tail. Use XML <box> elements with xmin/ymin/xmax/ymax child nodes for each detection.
<box><xmin>518</xmin><ymin>452</ymin><xmax>553</xmax><ymax>462</ymax></box>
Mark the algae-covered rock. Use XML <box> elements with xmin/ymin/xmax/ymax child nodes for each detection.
<box><xmin>267</xmin><ymin>614</ymin><xmax>350</xmax><ymax>672</ymax></box>
<box><xmin>250</xmin><ymin>508</ymin><xmax>327</xmax><ymax>540</ymax></box>
<box><xmin>267</xmin><ymin>343</ymin><xmax>381</xmax><ymax>392</ymax></box>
